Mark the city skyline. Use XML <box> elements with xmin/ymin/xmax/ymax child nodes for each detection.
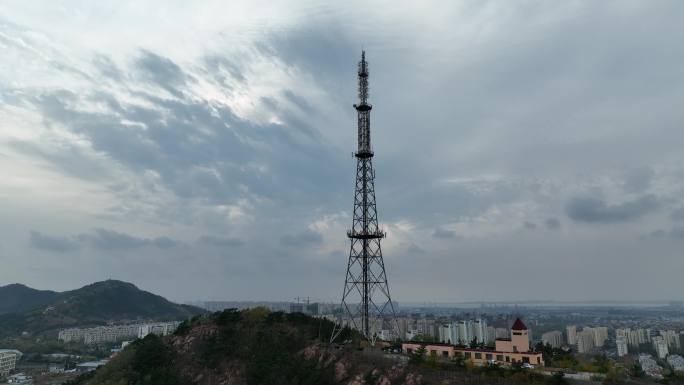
<box><xmin>2</xmin><ymin>1</ymin><xmax>684</xmax><ymax>303</ymax></box>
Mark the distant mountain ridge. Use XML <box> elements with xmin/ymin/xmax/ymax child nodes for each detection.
<box><xmin>0</xmin><ymin>279</ymin><xmax>205</xmax><ymax>336</ymax></box>
<box><xmin>0</xmin><ymin>283</ymin><xmax>61</xmax><ymax>315</ymax></box>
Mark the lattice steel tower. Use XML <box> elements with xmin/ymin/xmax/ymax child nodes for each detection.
<box><xmin>332</xmin><ymin>51</ymin><xmax>398</xmax><ymax>343</ymax></box>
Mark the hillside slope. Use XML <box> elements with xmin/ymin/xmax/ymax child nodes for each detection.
<box><xmin>67</xmin><ymin>309</ymin><xmax>569</xmax><ymax>385</ymax></box>
<box><xmin>70</xmin><ymin>309</ymin><xmax>362</xmax><ymax>385</ymax></box>
<box><xmin>0</xmin><ymin>283</ymin><xmax>60</xmax><ymax>315</ymax></box>
<box><xmin>0</xmin><ymin>280</ymin><xmax>204</xmax><ymax>336</ymax></box>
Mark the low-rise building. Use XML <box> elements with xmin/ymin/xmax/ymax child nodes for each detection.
<box><xmin>76</xmin><ymin>359</ymin><xmax>109</xmax><ymax>372</ymax></box>
<box><xmin>402</xmin><ymin>318</ymin><xmax>544</xmax><ymax>367</ymax></box>
<box><xmin>667</xmin><ymin>354</ymin><xmax>684</xmax><ymax>372</ymax></box>
<box><xmin>58</xmin><ymin>321</ymin><xmax>182</xmax><ymax>345</ymax></box>
<box><xmin>639</xmin><ymin>354</ymin><xmax>663</xmax><ymax>379</ymax></box>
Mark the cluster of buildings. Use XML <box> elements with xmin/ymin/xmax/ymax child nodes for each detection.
<box><xmin>58</xmin><ymin>321</ymin><xmax>181</xmax><ymax>345</ymax></box>
<box><xmin>397</xmin><ymin>316</ymin><xmax>517</xmax><ymax>345</ymax></box>
<box><xmin>435</xmin><ymin>319</ymin><xmax>504</xmax><ymax>346</ymax></box>
<box><xmin>402</xmin><ymin>318</ymin><xmax>544</xmax><ymax>367</ymax></box>
<box><xmin>615</xmin><ymin>328</ymin><xmax>682</xmax><ymax>358</ymax></box>
<box><xmin>540</xmin><ymin>325</ymin><xmax>609</xmax><ymax>353</ymax></box>
<box><xmin>563</xmin><ymin>325</ymin><xmax>608</xmax><ymax>353</ymax></box>
<box><xmin>537</xmin><ymin>323</ymin><xmax>684</xmax><ymax>360</ymax></box>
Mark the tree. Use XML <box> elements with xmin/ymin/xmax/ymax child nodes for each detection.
<box><xmin>629</xmin><ymin>362</ymin><xmax>645</xmax><ymax>378</ymax></box>
<box><xmin>603</xmin><ymin>367</ymin><xmax>628</xmax><ymax>385</ymax></box>
<box><xmin>409</xmin><ymin>346</ymin><xmax>426</xmax><ymax>365</ymax></box>
<box><xmin>592</xmin><ymin>353</ymin><xmax>611</xmax><ymax>373</ymax></box>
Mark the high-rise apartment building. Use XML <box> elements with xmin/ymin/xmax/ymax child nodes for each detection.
<box><xmin>660</xmin><ymin>330</ymin><xmax>681</xmax><ymax>351</ymax></box>
<box><xmin>542</xmin><ymin>331</ymin><xmax>563</xmax><ymax>348</ymax></box>
<box><xmin>616</xmin><ymin>328</ymin><xmax>651</xmax><ymax>347</ymax></box>
<box><xmin>616</xmin><ymin>336</ymin><xmax>629</xmax><ymax>357</ymax></box>
<box><xmin>653</xmin><ymin>336</ymin><xmax>669</xmax><ymax>359</ymax></box>
<box><xmin>587</xmin><ymin>326</ymin><xmax>608</xmax><ymax>347</ymax></box>
<box><xmin>576</xmin><ymin>330</ymin><xmax>595</xmax><ymax>353</ymax></box>
<box><xmin>566</xmin><ymin>325</ymin><xmax>577</xmax><ymax>345</ymax></box>
<box><xmin>474</xmin><ymin>319</ymin><xmax>488</xmax><ymax>344</ymax></box>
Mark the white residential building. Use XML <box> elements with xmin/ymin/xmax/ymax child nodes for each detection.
<box><xmin>137</xmin><ymin>322</ymin><xmax>181</xmax><ymax>338</ymax></box>
<box><xmin>0</xmin><ymin>350</ymin><xmax>21</xmax><ymax>376</ymax></box>
<box><xmin>576</xmin><ymin>330</ymin><xmax>595</xmax><ymax>353</ymax></box>
<box><xmin>438</xmin><ymin>323</ymin><xmax>455</xmax><ymax>344</ymax></box>
<box><xmin>542</xmin><ymin>331</ymin><xmax>563</xmax><ymax>348</ymax></box>
<box><xmin>566</xmin><ymin>325</ymin><xmax>577</xmax><ymax>346</ymax></box>
<box><xmin>616</xmin><ymin>328</ymin><xmax>650</xmax><ymax>347</ymax></box>
<box><xmin>660</xmin><ymin>330</ymin><xmax>681</xmax><ymax>351</ymax></box>
<box><xmin>457</xmin><ymin>320</ymin><xmax>471</xmax><ymax>345</ymax></box>
<box><xmin>474</xmin><ymin>319</ymin><xmax>488</xmax><ymax>344</ymax></box>
<box><xmin>653</xmin><ymin>336</ymin><xmax>669</xmax><ymax>359</ymax></box>
<box><xmin>582</xmin><ymin>327</ymin><xmax>607</xmax><ymax>347</ymax></box>
<box><xmin>616</xmin><ymin>336</ymin><xmax>629</xmax><ymax>357</ymax></box>
<box><xmin>406</xmin><ymin>329</ymin><xmax>420</xmax><ymax>341</ymax></box>
<box><xmin>58</xmin><ymin>321</ymin><xmax>182</xmax><ymax>345</ymax></box>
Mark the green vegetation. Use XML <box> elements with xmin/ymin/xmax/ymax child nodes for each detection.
<box><xmin>0</xmin><ymin>283</ymin><xmax>60</xmax><ymax>315</ymax></box>
<box><xmin>67</xmin><ymin>308</ymin><xmax>356</xmax><ymax>385</ymax></box>
<box><xmin>197</xmin><ymin>308</ymin><xmax>344</xmax><ymax>385</ymax></box>
<box><xmin>66</xmin><ymin>334</ymin><xmax>183</xmax><ymax>385</ymax></box>
<box><xmin>0</xmin><ymin>280</ymin><xmax>204</xmax><ymax>338</ymax></box>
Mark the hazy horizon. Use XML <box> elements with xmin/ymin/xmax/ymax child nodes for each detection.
<box><xmin>2</xmin><ymin>1</ymin><xmax>684</xmax><ymax>303</ymax></box>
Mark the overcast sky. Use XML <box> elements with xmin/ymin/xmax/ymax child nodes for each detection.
<box><xmin>1</xmin><ymin>1</ymin><xmax>683</xmax><ymax>303</ymax></box>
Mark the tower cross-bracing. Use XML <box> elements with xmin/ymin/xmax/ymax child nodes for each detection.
<box><xmin>332</xmin><ymin>51</ymin><xmax>398</xmax><ymax>343</ymax></box>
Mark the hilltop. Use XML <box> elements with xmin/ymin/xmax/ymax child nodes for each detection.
<box><xmin>0</xmin><ymin>280</ymin><xmax>204</xmax><ymax>336</ymax></box>
<box><xmin>67</xmin><ymin>309</ymin><xmax>572</xmax><ymax>385</ymax></box>
<box><xmin>0</xmin><ymin>283</ymin><xmax>60</xmax><ymax>315</ymax></box>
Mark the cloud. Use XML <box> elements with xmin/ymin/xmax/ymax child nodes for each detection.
<box><xmin>622</xmin><ymin>166</ymin><xmax>655</xmax><ymax>193</ymax></box>
<box><xmin>523</xmin><ymin>221</ymin><xmax>537</xmax><ymax>230</ymax></box>
<box><xmin>29</xmin><ymin>231</ymin><xmax>79</xmax><ymax>252</ymax></box>
<box><xmin>565</xmin><ymin>195</ymin><xmax>660</xmax><ymax>224</ymax></box>
<box><xmin>432</xmin><ymin>228</ymin><xmax>456</xmax><ymax>239</ymax></box>
<box><xmin>668</xmin><ymin>227</ymin><xmax>684</xmax><ymax>240</ymax></box>
<box><xmin>545</xmin><ymin>218</ymin><xmax>561</xmax><ymax>230</ymax></box>
<box><xmin>75</xmin><ymin>229</ymin><xmax>180</xmax><ymax>250</ymax></box>
<box><xmin>135</xmin><ymin>49</ymin><xmax>189</xmax><ymax>93</ymax></box>
<box><xmin>153</xmin><ymin>236</ymin><xmax>179</xmax><ymax>249</ymax></box>
<box><xmin>280</xmin><ymin>229</ymin><xmax>323</xmax><ymax>247</ymax></box>
<box><xmin>3</xmin><ymin>2</ymin><xmax>684</xmax><ymax>301</ymax></box>
<box><xmin>198</xmin><ymin>235</ymin><xmax>245</xmax><ymax>248</ymax></box>
<box><xmin>407</xmin><ymin>243</ymin><xmax>425</xmax><ymax>255</ymax></box>
<box><xmin>671</xmin><ymin>208</ymin><xmax>684</xmax><ymax>222</ymax></box>
<box><xmin>78</xmin><ymin>229</ymin><xmax>150</xmax><ymax>249</ymax></box>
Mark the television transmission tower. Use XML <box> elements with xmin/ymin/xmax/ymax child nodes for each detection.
<box><xmin>331</xmin><ymin>51</ymin><xmax>398</xmax><ymax>344</ymax></box>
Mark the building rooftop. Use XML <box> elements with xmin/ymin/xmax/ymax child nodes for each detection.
<box><xmin>511</xmin><ymin>318</ymin><xmax>528</xmax><ymax>331</ymax></box>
